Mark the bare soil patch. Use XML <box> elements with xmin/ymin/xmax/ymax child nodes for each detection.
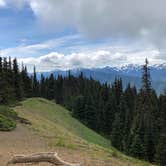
<box><xmin>0</xmin><ymin>124</ymin><xmax>114</xmax><ymax>166</ymax></box>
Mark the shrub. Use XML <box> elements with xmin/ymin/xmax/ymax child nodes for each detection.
<box><xmin>0</xmin><ymin>106</ymin><xmax>17</xmax><ymax>131</ymax></box>
<box><xmin>0</xmin><ymin>114</ymin><xmax>16</xmax><ymax>131</ymax></box>
<box><xmin>0</xmin><ymin>105</ymin><xmax>18</xmax><ymax>120</ymax></box>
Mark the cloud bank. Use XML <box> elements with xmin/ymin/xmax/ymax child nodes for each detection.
<box><xmin>1</xmin><ymin>0</ymin><xmax>166</xmax><ymax>71</ymax></box>
<box><xmin>2</xmin><ymin>0</ymin><xmax>166</xmax><ymax>47</ymax></box>
<box><xmin>18</xmin><ymin>48</ymin><xmax>164</xmax><ymax>72</ymax></box>
<box><xmin>0</xmin><ymin>35</ymin><xmax>165</xmax><ymax>72</ymax></box>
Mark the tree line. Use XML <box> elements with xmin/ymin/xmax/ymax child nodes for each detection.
<box><xmin>0</xmin><ymin>57</ymin><xmax>165</xmax><ymax>165</ymax></box>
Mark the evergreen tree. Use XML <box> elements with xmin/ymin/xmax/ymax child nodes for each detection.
<box><xmin>142</xmin><ymin>58</ymin><xmax>151</xmax><ymax>93</ymax></box>
<box><xmin>129</xmin><ymin>59</ymin><xmax>157</xmax><ymax>161</ymax></box>
<box><xmin>103</xmin><ymin>92</ymin><xmax>116</xmax><ymax>134</ymax></box>
<box><xmin>47</xmin><ymin>74</ymin><xmax>55</xmax><ymax>100</ymax></box>
<box><xmin>0</xmin><ymin>58</ymin><xmax>13</xmax><ymax>103</ymax></box>
<box><xmin>84</xmin><ymin>95</ymin><xmax>96</xmax><ymax>129</ymax></box>
<box><xmin>111</xmin><ymin>112</ymin><xmax>123</xmax><ymax>150</ymax></box>
<box><xmin>55</xmin><ymin>75</ymin><xmax>63</xmax><ymax>104</ymax></box>
<box><xmin>73</xmin><ymin>95</ymin><xmax>85</xmax><ymax>120</ymax></box>
<box><xmin>130</xmin><ymin>133</ymin><xmax>145</xmax><ymax>158</ymax></box>
<box><xmin>156</xmin><ymin>93</ymin><xmax>166</xmax><ymax>166</ymax></box>
<box><xmin>40</xmin><ymin>74</ymin><xmax>46</xmax><ymax>98</ymax></box>
<box><xmin>32</xmin><ymin>66</ymin><xmax>39</xmax><ymax>97</ymax></box>
<box><xmin>21</xmin><ymin>65</ymin><xmax>32</xmax><ymax>97</ymax></box>
<box><xmin>13</xmin><ymin>58</ymin><xmax>23</xmax><ymax>100</ymax></box>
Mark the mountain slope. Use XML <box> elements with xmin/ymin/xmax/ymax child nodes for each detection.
<box><xmin>9</xmin><ymin>98</ymin><xmax>152</xmax><ymax>166</ymax></box>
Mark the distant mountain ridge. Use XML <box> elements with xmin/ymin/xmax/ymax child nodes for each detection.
<box><xmin>38</xmin><ymin>64</ymin><xmax>166</xmax><ymax>94</ymax></box>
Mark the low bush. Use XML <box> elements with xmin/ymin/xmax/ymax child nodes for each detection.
<box><xmin>0</xmin><ymin>106</ymin><xmax>17</xmax><ymax>131</ymax></box>
<box><xmin>0</xmin><ymin>114</ymin><xmax>16</xmax><ymax>131</ymax></box>
<box><xmin>0</xmin><ymin>105</ymin><xmax>18</xmax><ymax>120</ymax></box>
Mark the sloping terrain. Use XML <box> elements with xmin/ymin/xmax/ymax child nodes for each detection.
<box><xmin>0</xmin><ymin>98</ymin><xmax>152</xmax><ymax>165</ymax></box>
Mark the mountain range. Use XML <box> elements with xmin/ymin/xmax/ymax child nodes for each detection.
<box><xmin>38</xmin><ymin>63</ymin><xmax>166</xmax><ymax>94</ymax></box>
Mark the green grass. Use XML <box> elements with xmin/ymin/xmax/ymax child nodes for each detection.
<box><xmin>0</xmin><ymin>105</ymin><xmax>18</xmax><ymax>119</ymax></box>
<box><xmin>0</xmin><ymin>106</ymin><xmax>17</xmax><ymax>131</ymax></box>
<box><xmin>15</xmin><ymin>98</ymin><xmax>152</xmax><ymax>166</ymax></box>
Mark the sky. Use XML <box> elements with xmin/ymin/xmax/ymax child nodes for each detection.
<box><xmin>0</xmin><ymin>0</ymin><xmax>166</xmax><ymax>72</ymax></box>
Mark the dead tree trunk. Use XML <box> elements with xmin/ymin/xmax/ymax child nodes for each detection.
<box><xmin>7</xmin><ymin>152</ymin><xmax>81</xmax><ymax>166</ymax></box>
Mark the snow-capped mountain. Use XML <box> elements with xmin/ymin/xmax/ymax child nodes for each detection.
<box><xmin>106</xmin><ymin>63</ymin><xmax>166</xmax><ymax>81</ymax></box>
<box><xmin>39</xmin><ymin>64</ymin><xmax>166</xmax><ymax>94</ymax></box>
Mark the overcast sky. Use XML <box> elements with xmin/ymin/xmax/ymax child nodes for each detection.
<box><xmin>0</xmin><ymin>0</ymin><xmax>166</xmax><ymax>71</ymax></box>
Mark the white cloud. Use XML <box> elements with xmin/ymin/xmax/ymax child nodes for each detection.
<box><xmin>0</xmin><ymin>0</ymin><xmax>6</xmax><ymax>7</ymax></box>
<box><xmin>2</xmin><ymin>0</ymin><xmax>166</xmax><ymax>43</ymax></box>
<box><xmin>0</xmin><ymin>41</ymin><xmax>54</xmax><ymax>58</ymax></box>
<box><xmin>1</xmin><ymin>0</ymin><xmax>166</xmax><ymax>68</ymax></box>
<box><xmin>0</xmin><ymin>35</ymin><xmax>80</xmax><ymax>58</ymax></box>
<box><xmin>8</xmin><ymin>0</ymin><xmax>166</xmax><ymax>47</ymax></box>
<box><xmin>18</xmin><ymin>48</ymin><xmax>165</xmax><ymax>72</ymax></box>
<box><xmin>0</xmin><ymin>33</ymin><xmax>165</xmax><ymax>72</ymax></box>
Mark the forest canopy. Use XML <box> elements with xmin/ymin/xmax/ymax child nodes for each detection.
<box><xmin>0</xmin><ymin>57</ymin><xmax>165</xmax><ymax>165</ymax></box>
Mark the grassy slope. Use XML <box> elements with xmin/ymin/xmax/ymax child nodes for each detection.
<box><xmin>15</xmin><ymin>98</ymin><xmax>152</xmax><ymax>166</ymax></box>
<box><xmin>0</xmin><ymin>106</ymin><xmax>17</xmax><ymax>131</ymax></box>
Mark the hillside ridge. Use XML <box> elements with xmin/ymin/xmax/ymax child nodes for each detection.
<box><xmin>6</xmin><ymin>98</ymin><xmax>152</xmax><ymax>166</ymax></box>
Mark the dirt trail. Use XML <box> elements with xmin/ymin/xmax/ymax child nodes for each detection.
<box><xmin>0</xmin><ymin>124</ymin><xmax>49</xmax><ymax>165</ymax></box>
<box><xmin>0</xmin><ymin>124</ymin><xmax>115</xmax><ymax>166</ymax></box>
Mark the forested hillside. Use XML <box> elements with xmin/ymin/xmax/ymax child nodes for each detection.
<box><xmin>38</xmin><ymin>64</ymin><xmax>166</xmax><ymax>94</ymax></box>
<box><xmin>0</xmin><ymin>56</ymin><xmax>165</xmax><ymax>165</ymax></box>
